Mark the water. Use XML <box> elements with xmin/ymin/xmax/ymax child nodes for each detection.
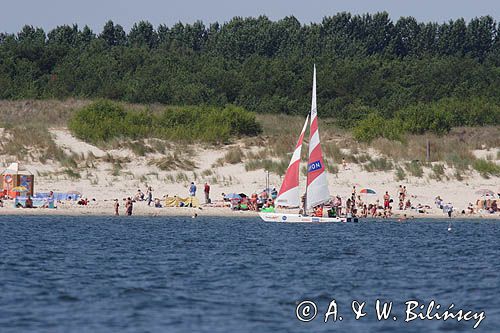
<box><xmin>0</xmin><ymin>216</ymin><xmax>499</xmax><ymax>332</ymax></box>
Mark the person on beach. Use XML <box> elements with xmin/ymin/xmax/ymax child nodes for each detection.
<box><xmin>383</xmin><ymin>191</ymin><xmax>390</xmax><ymax>209</ymax></box>
<box><xmin>114</xmin><ymin>199</ymin><xmax>119</xmax><ymax>216</ymax></box>
<box><xmin>342</xmin><ymin>158</ymin><xmax>347</xmax><ymax>170</ymax></box>
<box><xmin>405</xmin><ymin>199</ymin><xmax>411</xmax><ymax>210</ymax></box>
<box><xmin>146</xmin><ymin>187</ymin><xmax>153</xmax><ymax>206</ymax></box>
<box><xmin>361</xmin><ymin>204</ymin><xmax>368</xmax><ymax>218</ymax></box>
<box><xmin>189</xmin><ymin>182</ymin><xmax>197</xmax><ymax>197</ymax></box>
<box><xmin>204</xmin><ymin>182</ymin><xmax>210</xmax><ymax>204</ymax></box>
<box><xmin>125</xmin><ymin>197</ymin><xmax>133</xmax><ymax>216</ymax></box>
<box><xmin>346</xmin><ymin>198</ymin><xmax>352</xmax><ymax>214</ymax></box>
<box><xmin>445</xmin><ymin>203</ymin><xmax>453</xmax><ymax>218</ymax></box>
<box><xmin>25</xmin><ymin>195</ymin><xmax>33</xmax><ymax>208</ymax></box>
<box><xmin>134</xmin><ymin>189</ymin><xmax>143</xmax><ymax>201</ymax></box>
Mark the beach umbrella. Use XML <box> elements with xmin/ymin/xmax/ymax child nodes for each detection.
<box><xmin>238</xmin><ymin>193</ymin><xmax>247</xmax><ymax>198</ymax></box>
<box><xmin>224</xmin><ymin>193</ymin><xmax>241</xmax><ymax>200</ymax></box>
<box><xmin>11</xmin><ymin>186</ymin><xmax>28</xmax><ymax>193</ymax></box>
<box><xmin>67</xmin><ymin>190</ymin><xmax>82</xmax><ymax>196</ymax></box>
<box><xmin>359</xmin><ymin>188</ymin><xmax>376</xmax><ymax>195</ymax></box>
<box><xmin>475</xmin><ymin>189</ymin><xmax>495</xmax><ymax>196</ymax></box>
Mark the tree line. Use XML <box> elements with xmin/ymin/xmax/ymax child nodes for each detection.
<box><xmin>1</xmin><ymin>12</ymin><xmax>499</xmax><ymax>138</ymax></box>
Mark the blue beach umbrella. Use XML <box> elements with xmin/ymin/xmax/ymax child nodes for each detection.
<box><xmin>224</xmin><ymin>193</ymin><xmax>242</xmax><ymax>200</ymax></box>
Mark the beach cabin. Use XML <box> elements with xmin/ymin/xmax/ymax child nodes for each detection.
<box><xmin>0</xmin><ymin>162</ymin><xmax>35</xmax><ymax>198</ymax></box>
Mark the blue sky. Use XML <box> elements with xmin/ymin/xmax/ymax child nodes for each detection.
<box><xmin>1</xmin><ymin>0</ymin><xmax>499</xmax><ymax>33</ymax></box>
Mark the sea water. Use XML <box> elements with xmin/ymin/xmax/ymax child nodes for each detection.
<box><xmin>0</xmin><ymin>216</ymin><xmax>498</xmax><ymax>332</ymax></box>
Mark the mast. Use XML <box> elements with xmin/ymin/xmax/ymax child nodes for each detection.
<box><xmin>305</xmin><ymin>65</ymin><xmax>330</xmax><ymax>210</ymax></box>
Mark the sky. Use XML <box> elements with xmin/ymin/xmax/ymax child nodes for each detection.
<box><xmin>1</xmin><ymin>0</ymin><xmax>499</xmax><ymax>33</ymax></box>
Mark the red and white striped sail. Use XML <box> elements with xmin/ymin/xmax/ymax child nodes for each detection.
<box><xmin>275</xmin><ymin>115</ymin><xmax>309</xmax><ymax>207</ymax></box>
<box><xmin>306</xmin><ymin>65</ymin><xmax>330</xmax><ymax>209</ymax></box>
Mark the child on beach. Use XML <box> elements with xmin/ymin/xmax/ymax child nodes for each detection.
<box><xmin>114</xmin><ymin>199</ymin><xmax>119</xmax><ymax>216</ymax></box>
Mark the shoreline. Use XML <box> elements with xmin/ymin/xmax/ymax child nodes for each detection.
<box><xmin>2</xmin><ymin>205</ymin><xmax>499</xmax><ymax>220</ymax></box>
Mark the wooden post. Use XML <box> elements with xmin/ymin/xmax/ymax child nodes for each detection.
<box><xmin>426</xmin><ymin>139</ymin><xmax>430</xmax><ymax>161</ymax></box>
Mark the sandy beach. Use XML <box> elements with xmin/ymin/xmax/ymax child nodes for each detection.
<box><xmin>1</xmin><ymin>128</ymin><xmax>499</xmax><ymax>220</ymax></box>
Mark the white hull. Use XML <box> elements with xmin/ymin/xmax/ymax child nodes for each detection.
<box><xmin>259</xmin><ymin>212</ymin><xmax>357</xmax><ymax>223</ymax></box>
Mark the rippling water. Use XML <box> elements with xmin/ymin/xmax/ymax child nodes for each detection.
<box><xmin>0</xmin><ymin>216</ymin><xmax>498</xmax><ymax>332</ymax></box>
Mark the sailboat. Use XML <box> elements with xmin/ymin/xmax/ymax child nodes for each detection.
<box><xmin>259</xmin><ymin>66</ymin><xmax>354</xmax><ymax>223</ymax></box>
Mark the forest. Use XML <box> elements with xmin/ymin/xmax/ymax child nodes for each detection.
<box><xmin>1</xmin><ymin>12</ymin><xmax>499</xmax><ymax>139</ymax></box>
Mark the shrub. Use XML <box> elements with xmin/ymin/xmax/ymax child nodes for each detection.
<box><xmin>353</xmin><ymin>113</ymin><xmax>405</xmax><ymax>142</ymax></box>
<box><xmin>363</xmin><ymin>157</ymin><xmax>393</xmax><ymax>172</ymax></box>
<box><xmin>405</xmin><ymin>160</ymin><xmax>424</xmax><ymax>178</ymax></box>
<box><xmin>430</xmin><ymin>163</ymin><xmax>447</xmax><ymax>181</ymax></box>
<box><xmin>395</xmin><ymin>166</ymin><xmax>406</xmax><ymax>181</ymax></box>
<box><xmin>222</xmin><ymin>147</ymin><xmax>244</xmax><ymax>164</ymax></box>
<box><xmin>69</xmin><ymin>100</ymin><xmax>126</xmax><ymax>144</ymax></box>
<box><xmin>69</xmin><ymin>100</ymin><xmax>261</xmax><ymax>144</ymax></box>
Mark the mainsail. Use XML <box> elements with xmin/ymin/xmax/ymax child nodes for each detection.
<box><xmin>275</xmin><ymin>115</ymin><xmax>309</xmax><ymax>207</ymax></box>
<box><xmin>306</xmin><ymin>65</ymin><xmax>330</xmax><ymax>209</ymax></box>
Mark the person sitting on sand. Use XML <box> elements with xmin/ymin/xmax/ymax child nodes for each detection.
<box><xmin>134</xmin><ymin>189</ymin><xmax>143</xmax><ymax>201</ymax></box>
<box><xmin>25</xmin><ymin>195</ymin><xmax>33</xmax><ymax>208</ymax></box>
<box><xmin>154</xmin><ymin>198</ymin><xmax>162</xmax><ymax>208</ymax></box>
<box><xmin>435</xmin><ymin>196</ymin><xmax>444</xmax><ymax>209</ymax></box>
<box><xmin>491</xmin><ymin>200</ymin><xmax>498</xmax><ymax>212</ymax></box>
<box><xmin>405</xmin><ymin>199</ymin><xmax>411</xmax><ymax>210</ymax></box>
<box><xmin>361</xmin><ymin>204</ymin><xmax>368</xmax><ymax>218</ymax></box>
